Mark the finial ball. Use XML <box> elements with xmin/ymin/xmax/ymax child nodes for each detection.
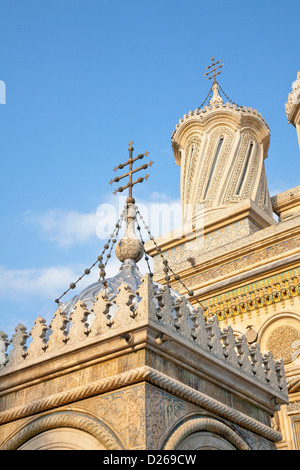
<box><xmin>115</xmin><ymin>237</ymin><xmax>144</xmax><ymax>263</ymax></box>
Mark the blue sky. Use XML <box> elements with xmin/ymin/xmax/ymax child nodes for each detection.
<box><xmin>0</xmin><ymin>0</ymin><xmax>299</xmax><ymax>338</ymax></box>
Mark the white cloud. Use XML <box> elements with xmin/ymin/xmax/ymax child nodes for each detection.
<box><xmin>0</xmin><ymin>255</ymin><xmax>153</xmax><ymax>339</ymax></box>
<box><xmin>23</xmin><ymin>192</ymin><xmax>183</xmax><ymax>248</ymax></box>
<box><xmin>1</xmin><ymin>192</ymin><xmax>178</xmax><ymax>335</ymax></box>
<box><xmin>0</xmin><ymin>255</ymin><xmax>151</xmax><ymax>304</ymax></box>
<box><xmin>0</xmin><ymin>265</ymin><xmax>87</xmax><ymax>301</ymax></box>
<box><xmin>24</xmin><ymin>209</ymin><xmax>101</xmax><ymax>248</ymax></box>
<box><xmin>1</xmin><ymin>191</ymin><xmax>180</xmax><ymax>307</ymax></box>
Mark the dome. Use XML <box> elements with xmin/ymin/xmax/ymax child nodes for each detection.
<box><xmin>60</xmin><ymin>258</ymin><xmax>196</xmax><ymax>318</ymax></box>
<box><xmin>59</xmin><ymin>204</ymin><xmax>198</xmax><ymax>320</ymax></box>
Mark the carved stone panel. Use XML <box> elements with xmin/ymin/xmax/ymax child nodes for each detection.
<box><xmin>97</xmin><ymin>384</ymin><xmax>146</xmax><ymax>450</ymax></box>
<box><xmin>266</xmin><ymin>325</ymin><xmax>300</xmax><ymax>363</ymax></box>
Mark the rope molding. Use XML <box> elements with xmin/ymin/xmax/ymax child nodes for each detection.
<box><xmin>1</xmin><ymin>411</ymin><xmax>123</xmax><ymax>451</ymax></box>
<box><xmin>286</xmin><ymin>374</ymin><xmax>300</xmax><ymax>393</ymax></box>
<box><xmin>163</xmin><ymin>417</ymin><xmax>250</xmax><ymax>450</ymax></box>
<box><xmin>146</xmin><ymin>367</ymin><xmax>282</xmax><ymax>443</ymax></box>
<box><xmin>0</xmin><ymin>366</ymin><xmax>151</xmax><ymax>425</ymax></box>
<box><xmin>0</xmin><ymin>365</ymin><xmax>281</xmax><ymax>444</ymax></box>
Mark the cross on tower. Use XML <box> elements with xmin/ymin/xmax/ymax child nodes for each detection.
<box><xmin>110</xmin><ymin>141</ymin><xmax>153</xmax><ymax>203</ymax></box>
<box><xmin>204</xmin><ymin>57</ymin><xmax>224</xmax><ymax>82</ymax></box>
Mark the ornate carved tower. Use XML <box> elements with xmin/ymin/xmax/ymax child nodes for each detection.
<box><xmin>172</xmin><ymin>62</ymin><xmax>274</xmax><ymax>230</ymax></box>
<box><xmin>146</xmin><ymin>66</ymin><xmax>300</xmax><ymax>451</ymax></box>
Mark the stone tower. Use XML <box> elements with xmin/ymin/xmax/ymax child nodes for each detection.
<box><xmin>172</xmin><ymin>80</ymin><xmax>274</xmax><ymax>231</ymax></box>
<box><xmin>146</xmin><ymin>71</ymin><xmax>300</xmax><ymax>450</ymax></box>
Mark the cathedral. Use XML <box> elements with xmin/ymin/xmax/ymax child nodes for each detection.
<box><xmin>0</xmin><ymin>66</ymin><xmax>299</xmax><ymax>451</ymax></box>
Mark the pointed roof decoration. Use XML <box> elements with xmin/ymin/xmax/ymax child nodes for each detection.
<box><xmin>51</xmin><ymin>141</ymin><xmax>203</xmax><ymax>320</ymax></box>
<box><xmin>172</xmin><ymin>56</ymin><xmax>269</xmax><ymax>155</ymax></box>
<box><xmin>198</xmin><ymin>57</ymin><xmax>242</xmax><ymax>110</ymax></box>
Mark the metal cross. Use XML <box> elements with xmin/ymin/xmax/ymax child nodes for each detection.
<box><xmin>110</xmin><ymin>141</ymin><xmax>153</xmax><ymax>203</ymax></box>
<box><xmin>204</xmin><ymin>57</ymin><xmax>224</xmax><ymax>82</ymax></box>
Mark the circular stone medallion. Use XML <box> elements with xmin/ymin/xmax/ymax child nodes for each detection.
<box><xmin>266</xmin><ymin>325</ymin><xmax>300</xmax><ymax>363</ymax></box>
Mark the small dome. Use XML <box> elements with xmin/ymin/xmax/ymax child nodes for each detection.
<box><xmin>60</xmin><ymin>258</ymin><xmax>197</xmax><ymax>319</ymax></box>
<box><xmin>60</xmin><ymin>202</ymin><xmax>198</xmax><ymax>319</ymax></box>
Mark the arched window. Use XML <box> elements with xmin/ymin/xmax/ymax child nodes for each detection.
<box><xmin>236</xmin><ymin>142</ymin><xmax>254</xmax><ymax>195</ymax></box>
<box><xmin>186</xmin><ymin>145</ymin><xmax>194</xmax><ymax>177</ymax></box>
<box><xmin>203</xmin><ymin>137</ymin><xmax>224</xmax><ymax>199</ymax></box>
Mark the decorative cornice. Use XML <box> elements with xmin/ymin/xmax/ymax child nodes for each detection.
<box><xmin>0</xmin><ymin>365</ymin><xmax>282</xmax><ymax>444</ymax></box>
<box><xmin>271</xmin><ymin>185</ymin><xmax>300</xmax><ymax>216</ymax></box>
<box><xmin>171</xmin><ymin>102</ymin><xmax>270</xmax><ymax>165</ymax></box>
<box><xmin>145</xmin><ymin>198</ymin><xmax>276</xmax><ymax>257</ymax></box>
<box><xmin>149</xmin><ymin>217</ymin><xmax>300</xmax><ymax>299</ymax></box>
<box><xmin>0</xmin><ymin>274</ymin><xmax>288</xmax><ymax>402</ymax></box>
<box><xmin>202</xmin><ymin>267</ymin><xmax>300</xmax><ymax>321</ymax></box>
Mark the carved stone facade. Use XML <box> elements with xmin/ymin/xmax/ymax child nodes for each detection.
<box><xmin>146</xmin><ymin>71</ymin><xmax>300</xmax><ymax>450</ymax></box>
<box><xmin>1</xmin><ymin>74</ymin><xmax>299</xmax><ymax>451</ymax></box>
<box><xmin>0</xmin><ymin>270</ymin><xmax>288</xmax><ymax>450</ymax></box>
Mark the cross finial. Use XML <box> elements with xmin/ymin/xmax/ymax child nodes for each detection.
<box><xmin>204</xmin><ymin>57</ymin><xmax>224</xmax><ymax>82</ymax></box>
<box><xmin>110</xmin><ymin>142</ymin><xmax>153</xmax><ymax>204</ymax></box>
